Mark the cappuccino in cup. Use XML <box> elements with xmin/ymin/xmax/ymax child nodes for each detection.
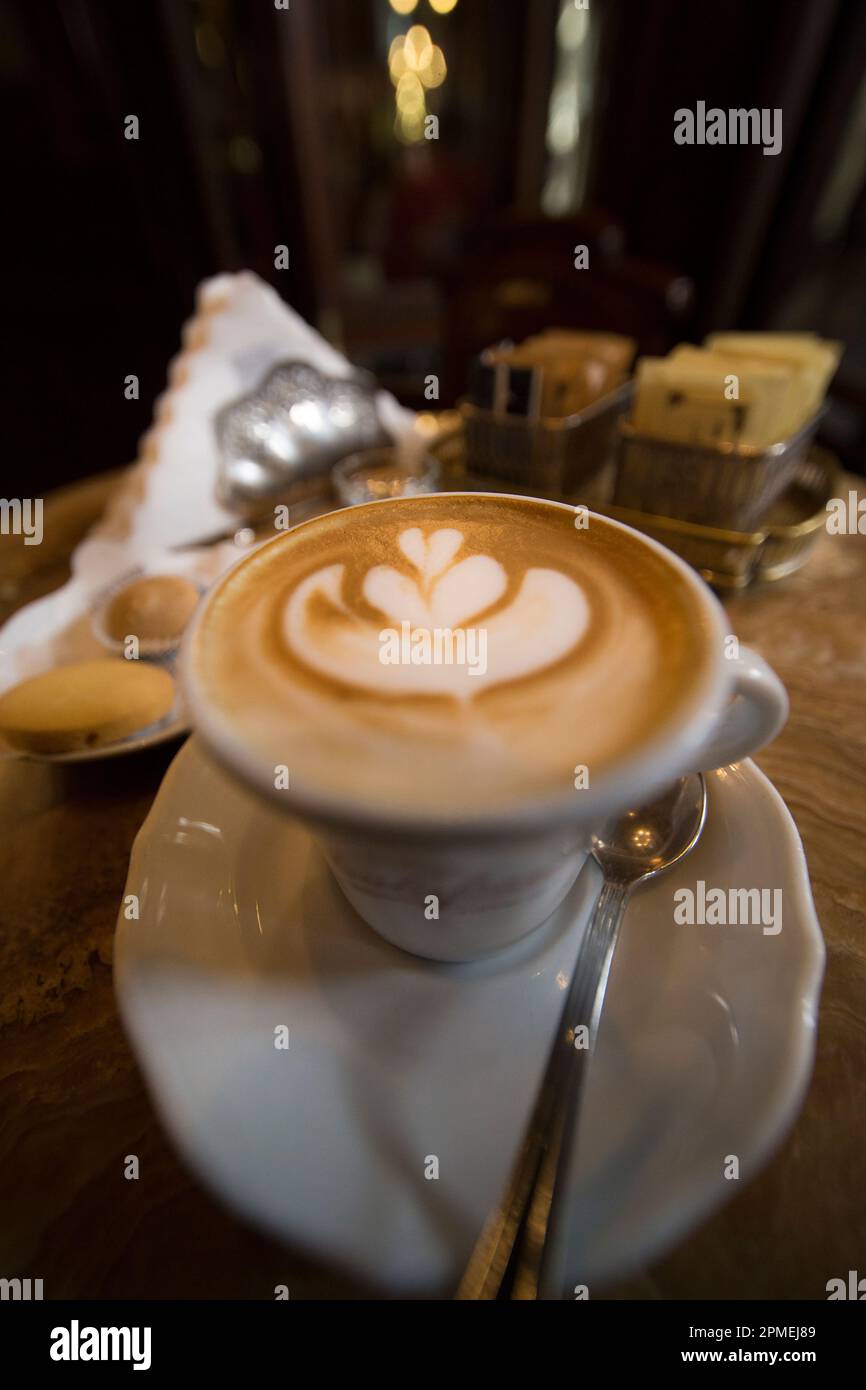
<box><xmin>184</xmin><ymin>494</ymin><xmax>787</xmax><ymax>960</ymax></box>
<box><xmin>188</xmin><ymin>495</ymin><xmax>712</xmax><ymax>817</ymax></box>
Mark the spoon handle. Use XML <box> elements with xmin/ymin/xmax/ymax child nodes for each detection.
<box><xmin>511</xmin><ymin>877</ymin><xmax>631</xmax><ymax>1300</ymax></box>
<box><xmin>455</xmin><ymin>875</ymin><xmax>631</xmax><ymax>1300</ymax></box>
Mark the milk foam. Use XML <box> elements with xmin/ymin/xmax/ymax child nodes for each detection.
<box><xmin>192</xmin><ymin>496</ymin><xmax>708</xmax><ymax>815</ymax></box>
<box><xmin>282</xmin><ymin>527</ymin><xmax>590</xmax><ymax>697</ymax></box>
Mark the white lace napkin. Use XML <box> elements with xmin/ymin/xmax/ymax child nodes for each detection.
<box><xmin>0</xmin><ymin>272</ymin><xmax>415</xmax><ymax>687</ymax></box>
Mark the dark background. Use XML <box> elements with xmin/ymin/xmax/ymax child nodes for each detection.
<box><xmin>4</xmin><ymin>0</ymin><xmax>866</xmax><ymax>495</ymax></box>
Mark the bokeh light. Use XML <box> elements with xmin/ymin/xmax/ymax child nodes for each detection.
<box><xmin>405</xmin><ymin>24</ymin><xmax>433</xmax><ymax>68</ymax></box>
<box><xmin>394</xmin><ymin>109</ymin><xmax>426</xmax><ymax>144</ymax></box>
<box><xmin>388</xmin><ymin>20</ymin><xmax>448</xmax><ymax>146</ymax></box>
<box><xmin>418</xmin><ymin>43</ymin><xmax>447</xmax><ymax>88</ymax></box>
<box><xmin>389</xmin><ymin>44</ymin><xmax>409</xmax><ymax>83</ymax></box>
<box><xmin>388</xmin><ymin>0</ymin><xmax>418</xmax><ymax>15</ymax></box>
<box><xmin>429</xmin><ymin>0</ymin><xmax>459</xmax><ymax>13</ymax></box>
<box><xmin>396</xmin><ymin>71</ymin><xmax>425</xmax><ymax>114</ymax></box>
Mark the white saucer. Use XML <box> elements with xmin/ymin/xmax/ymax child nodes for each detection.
<box><xmin>114</xmin><ymin>739</ymin><xmax>824</xmax><ymax>1295</ymax></box>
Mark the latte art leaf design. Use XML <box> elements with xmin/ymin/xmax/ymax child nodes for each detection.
<box><xmin>282</xmin><ymin>527</ymin><xmax>590</xmax><ymax>697</ymax></box>
<box><xmin>367</xmin><ymin>527</ymin><xmax>506</xmax><ymax>630</ymax></box>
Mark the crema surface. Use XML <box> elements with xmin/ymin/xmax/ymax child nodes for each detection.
<box><xmin>190</xmin><ymin>496</ymin><xmax>714</xmax><ymax>815</ymax></box>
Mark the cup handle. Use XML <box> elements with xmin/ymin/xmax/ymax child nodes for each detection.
<box><xmin>693</xmin><ymin>646</ymin><xmax>789</xmax><ymax>771</ymax></box>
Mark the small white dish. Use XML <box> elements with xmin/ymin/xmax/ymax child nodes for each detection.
<box><xmin>115</xmin><ymin>740</ymin><xmax>823</xmax><ymax>1294</ymax></box>
<box><xmin>0</xmin><ymin>545</ymin><xmax>238</xmax><ymax>763</ymax></box>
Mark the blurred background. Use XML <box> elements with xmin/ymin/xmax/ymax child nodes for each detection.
<box><xmin>4</xmin><ymin>0</ymin><xmax>866</xmax><ymax>494</ymax></box>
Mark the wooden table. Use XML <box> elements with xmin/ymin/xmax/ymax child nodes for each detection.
<box><xmin>1</xmin><ymin>472</ymin><xmax>864</xmax><ymax>1300</ymax></box>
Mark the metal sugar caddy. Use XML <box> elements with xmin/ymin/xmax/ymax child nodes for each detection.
<box><xmin>215</xmin><ymin>360</ymin><xmax>390</xmax><ymax>517</ymax></box>
<box><xmin>459</xmin><ymin>348</ymin><xmax>633</xmax><ymax>498</ymax></box>
<box><xmin>612</xmin><ymin>405</ymin><xmax>825</xmax><ymax>532</ymax></box>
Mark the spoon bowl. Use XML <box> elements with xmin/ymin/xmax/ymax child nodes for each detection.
<box><xmin>591</xmin><ymin>772</ymin><xmax>708</xmax><ymax>884</ymax></box>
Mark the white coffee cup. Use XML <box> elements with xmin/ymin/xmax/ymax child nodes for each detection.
<box><xmin>183</xmin><ymin>496</ymin><xmax>788</xmax><ymax>963</ymax></box>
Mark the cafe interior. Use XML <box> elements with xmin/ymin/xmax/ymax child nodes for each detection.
<box><xmin>1</xmin><ymin>0</ymin><xmax>865</xmax><ymax>1306</ymax></box>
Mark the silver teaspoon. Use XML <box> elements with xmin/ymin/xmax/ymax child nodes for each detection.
<box><xmin>456</xmin><ymin>773</ymin><xmax>707</xmax><ymax>1302</ymax></box>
